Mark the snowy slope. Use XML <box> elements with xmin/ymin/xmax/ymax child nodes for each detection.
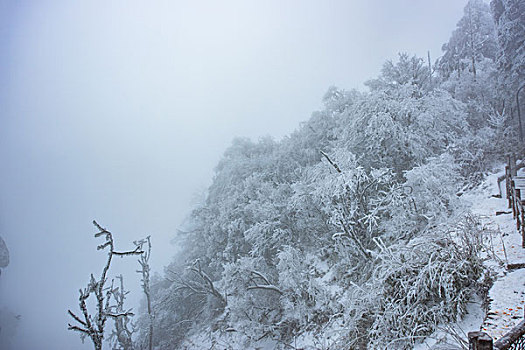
<box><xmin>181</xmin><ymin>170</ymin><xmax>525</xmax><ymax>350</ymax></box>
<box><xmin>467</xmin><ymin>172</ymin><xmax>525</xmax><ymax>342</ymax></box>
<box><xmin>416</xmin><ymin>170</ymin><xmax>525</xmax><ymax>349</ymax></box>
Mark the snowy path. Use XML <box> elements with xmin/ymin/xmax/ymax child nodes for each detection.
<box><xmin>465</xmin><ymin>172</ymin><xmax>525</xmax><ymax>342</ymax></box>
<box><xmin>415</xmin><ymin>171</ymin><xmax>525</xmax><ymax>349</ymax></box>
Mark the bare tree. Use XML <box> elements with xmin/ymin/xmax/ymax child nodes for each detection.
<box><xmin>108</xmin><ymin>275</ymin><xmax>135</xmax><ymax>350</ymax></box>
<box><xmin>168</xmin><ymin>259</ymin><xmax>226</xmax><ymax>307</ymax></box>
<box><xmin>68</xmin><ymin>221</ymin><xmax>143</xmax><ymax>350</ymax></box>
<box><xmin>135</xmin><ymin>236</ymin><xmax>153</xmax><ymax>350</ymax></box>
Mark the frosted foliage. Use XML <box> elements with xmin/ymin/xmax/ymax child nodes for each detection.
<box><xmin>276</xmin><ymin>247</ymin><xmax>335</xmax><ymax>337</ymax></box>
<box><xmin>0</xmin><ymin>236</ymin><xmax>8</xmax><ymax>269</ymax></box>
<box><xmin>138</xmin><ymin>11</ymin><xmax>514</xmax><ymax>347</ymax></box>
<box><xmin>358</xmin><ymin>217</ymin><xmax>486</xmax><ymax>350</ymax></box>
<box><xmin>321</xmin><ymin>86</ymin><xmax>360</xmax><ymax>117</ymax></box>
<box><xmin>381</xmin><ymin>154</ymin><xmax>463</xmax><ymax>241</ymax></box>
<box><xmin>491</xmin><ymin>0</ymin><xmax>525</xmax><ymax>90</ymax></box>
<box><xmin>340</xmin><ymin>85</ymin><xmax>468</xmax><ymax>174</ymax></box>
<box><xmin>304</xmin><ymin>150</ymin><xmax>399</xmax><ymax>257</ymax></box>
<box><xmin>438</xmin><ymin>0</ymin><xmax>497</xmax><ymax>79</ymax></box>
<box><xmin>366</xmin><ymin>53</ymin><xmax>431</xmax><ymax>92</ymax></box>
<box><xmin>220</xmin><ymin>257</ymin><xmax>282</xmax><ymax>341</ymax></box>
<box><xmin>403</xmin><ymin>154</ymin><xmax>461</xmax><ymax>223</ymax></box>
<box><xmin>441</xmin><ymin>57</ymin><xmax>499</xmax><ymax>126</ymax></box>
<box><xmin>442</xmin><ymin>57</ymin><xmax>497</xmax><ymax>100</ymax></box>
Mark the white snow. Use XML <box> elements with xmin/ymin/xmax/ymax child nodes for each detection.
<box><xmin>466</xmin><ymin>171</ymin><xmax>525</xmax><ymax>341</ymax></box>
<box><xmin>413</xmin><ymin>294</ymin><xmax>485</xmax><ymax>350</ymax></box>
<box><xmin>416</xmin><ymin>169</ymin><xmax>525</xmax><ymax>349</ymax></box>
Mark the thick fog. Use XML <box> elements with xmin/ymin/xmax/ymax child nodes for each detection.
<box><xmin>0</xmin><ymin>0</ymin><xmax>466</xmax><ymax>349</ymax></box>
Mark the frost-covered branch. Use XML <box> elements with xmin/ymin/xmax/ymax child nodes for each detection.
<box><xmin>135</xmin><ymin>236</ymin><xmax>153</xmax><ymax>350</ymax></box>
<box><xmin>247</xmin><ymin>270</ymin><xmax>283</xmax><ymax>295</ymax></box>
<box><xmin>188</xmin><ymin>260</ymin><xmax>226</xmax><ymax>305</ymax></box>
<box><xmin>320</xmin><ymin>150</ymin><xmax>342</xmax><ymax>173</ymax></box>
<box><xmin>108</xmin><ymin>274</ymin><xmax>135</xmax><ymax>350</ymax></box>
<box><xmin>169</xmin><ymin>259</ymin><xmax>227</xmax><ymax>307</ymax></box>
<box><xmin>106</xmin><ymin>311</ymin><xmax>135</xmax><ymax>319</ymax></box>
<box><xmin>339</xmin><ymin>219</ymin><xmax>372</xmax><ymax>260</ymax></box>
<box><xmin>68</xmin><ymin>221</ymin><xmax>143</xmax><ymax>350</ymax></box>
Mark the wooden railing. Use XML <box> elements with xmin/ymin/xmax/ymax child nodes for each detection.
<box><xmin>505</xmin><ymin>155</ymin><xmax>525</xmax><ymax>248</ymax></box>
<box><xmin>493</xmin><ymin>320</ymin><xmax>525</xmax><ymax>350</ymax></box>
<box><xmin>468</xmin><ymin>158</ymin><xmax>525</xmax><ymax>349</ymax></box>
<box><xmin>469</xmin><ymin>321</ymin><xmax>525</xmax><ymax>349</ymax></box>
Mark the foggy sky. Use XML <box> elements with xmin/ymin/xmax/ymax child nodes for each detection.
<box><xmin>0</xmin><ymin>0</ymin><xmax>467</xmax><ymax>348</ymax></box>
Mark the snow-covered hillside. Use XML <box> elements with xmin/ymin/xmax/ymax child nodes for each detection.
<box><xmin>416</xmin><ymin>170</ymin><xmax>525</xmax><ymax>349</ymax></box>
<box><xmin>469</xmin><ymin>173</ymin><xmax>525</xmax><ymax>341</ymax></box>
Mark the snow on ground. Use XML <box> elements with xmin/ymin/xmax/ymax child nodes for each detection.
<box><xmin>413</xmin><ymin>294</ymin><xmax>485</xmax><ymax>350</ymax></box>
<box><xmin>483</xmin><ymin>268</ymin><xmax>525</xmax><ymax>340</ymax></box>
<box><xmin>184</xmin><ymin>169</ymin><xmax>525</xmax><ymax>350</ymax></box>
<box><xmin>465</xmin><ymin>171</ymin><xmax>525</xmax><ymax>342</ymax></box>
<box><xmin>416</xmin><ymin>169</ymin><xmax>525</xmax><ymax>349</ymax></box>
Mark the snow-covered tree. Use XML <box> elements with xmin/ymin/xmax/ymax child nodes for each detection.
<box><xmin>0</xmin><ymin>236</ymin><xmax>9</xmax><ymax>274</ymax></box>
<box><xmin>135</xmin><ymin>236</ymin><xmax>153</xmax><ymax>350</ymax></box>
<box><xmin>491</xmin><ymin>0</ymin><xmax>525</xmax><ymax>92</ymax></box>
<box><xmin>68</xmin><ymin>221</ymin><xmax>143</xmax><ymax>350</ymax></box>
<box><xmin>340</xmin><ymin>83</ymin><xmax>469</xmax><ymax>175</ymax></box>
<box><xmin>138</xmin><ymin>13</ymin><xmax>508</xmax><ymax>347</ymax></box>
<box><xmin>108</xmin><ymin>275</ymin><xmax>135</xmax><ymax>350</ymax></box>
<box><xmin>366</xmin><ymin>53</ymin><xmax>431</xmax><ymax>93</ymax></box>
<box><xmin>438</xmin><ymin>0</ymin><xmax>498</xmax><ymax>80</ymax></box>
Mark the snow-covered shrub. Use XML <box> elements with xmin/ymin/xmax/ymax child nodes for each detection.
<box><xmin>219</xmin><ymin>257</ymin><xmax>282</xmax><ymax>344</ymax></box>
<box><xmin>451</xmin><ymin>110</ymin><xmax>520</xmax><ymax>185</ymax></box>
<box><xmin>304</xmin><ymin>149</ymin><xmax>397</xmax><ymax>259</ymax></box>
<box><xmin>338</xmin><ymin>57</ymin><xmax>469</xmax><ymax>176</ymax></box>
<box><xmin>363</xmin><ymin>216</ymin><xmax>488</xmax><ymax>349</ymax></box>
<box><xmin>402</xmin><ymin>154</ymin><xmax>462</xmax><ymax>227</ymax></box>
<box><xmin>276</xmin><ymin>247</ymin><xmax>339</xmax><ymax>340</ymax></box>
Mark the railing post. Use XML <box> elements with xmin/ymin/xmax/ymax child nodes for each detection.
<box><xmin>477</xmin><ymin>333</ymin><xmax>493</xmax><ymax>350</ymax></box>
<box><xmin>512</xmin><ymin>154</ymin><xmax>517</xmax><ymax>176</ymax></box>
<box><xmin>507</xmin><ymin>155</ymin><xmax>512</xmax><ymax>208</ymax></box>
<box><xmin>468</xmin><ymin>331</ymin><xmax>493</xmax><ymax>350</ymax></box>
<box><xmin>522</xmin><ymin>201</ymin><xmax>525</xmax><ymax>248</ymax></box>
<box><xmin>512</xmin><ymin>183</ymin><xmax>517</xmax><ymax>218</ymax></box>
<box><xmin>517</xmin><ymin>83</ymin><xmax>524</xmax><ymax>144</ymax></box>
<box><xmin>469</xmin><ymin>331</ymin><xmax>479</xmax><ymax>349</ymax></box>
<box><xmin>512</xmin><ymin>189</ymin><xmax>521</xmax><ymax>221</ymax></box>
<box><xmin>506</xmin><ymin>165</ymin><xmax>510</xmax><ymax>198</ymax></box>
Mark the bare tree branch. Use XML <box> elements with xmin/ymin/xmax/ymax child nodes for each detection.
<box><xmin>247</xmin><ymin>270</ymin><xmax>283</xmax><ymax>295</ymax></box>
<box><xmin>339</xmin><ymin>219</ymin><xmax>372</xmax><ymax>260</ymax></box>
<box><xmin>68</xmin><ymin>310</ymin><xmax>87</xmax><ymax>327</ymax></box>
<box><xmin>68</xmin><ymin>324</ymin><xmax>91</xmax><ymax>334</ymax></box>
<box><xmin>135</xmin><ymin>235</ymin><xmax>154</xmax><ymax>350</ymax></box>
<box><xmin>108</xmin><ymin>274</ymin><xmax>136</xmax><ymax>350</ymax></box>
<box><xmin>246</xmin><ymin>285</ymin><xmax>283</xmax><ymax>294</ymax></box>
<box><xmin>68</xmin><ymin>221</ymin><xmax>143</xmax><ymax>350</ymax></box>
<box><xmin>320</xmin><ymin>150</ymin><xmax>342</xmax><ymax>173</ymax></box>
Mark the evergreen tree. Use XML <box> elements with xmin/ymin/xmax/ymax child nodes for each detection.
<box><xmin>438</xmin><ymin>0</ymin><xmax>498</xmax><ymax>79</ymax></box>
<box><xmin>491</xmin><ymin>0</ymin><xmax>525</xmax><ymax>92</ymax></box>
